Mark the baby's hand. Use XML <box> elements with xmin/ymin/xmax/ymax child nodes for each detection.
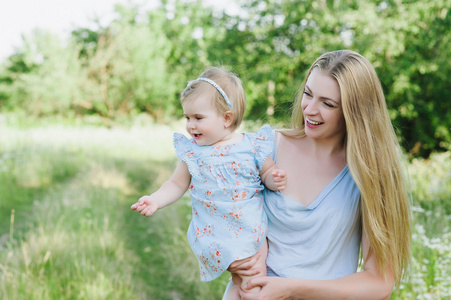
<box><xmin>130</xmin><ymin>195</ymin><xmax>159</xmax><ymax>217</ymax></box>
<box><xmin>271</xmin><ymin>169</ymin><xmax>286</xmax><ymax>190</ymax></box>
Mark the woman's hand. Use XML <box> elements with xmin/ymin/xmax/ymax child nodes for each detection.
<box><xmin>240</xmin><ymin>277</ymin><xmax>295</xmax><ymax>300</ymax></box>
<box><xmin>227</xmin><ymin>250</ymin><xmax>262</xmax><ymax>277</ymax></box>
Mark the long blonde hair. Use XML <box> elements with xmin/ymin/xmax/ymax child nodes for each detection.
<box><xmin>284</xmin><ymin>50</ymin><xmax>411</xmax><ymax>284</ymax></box>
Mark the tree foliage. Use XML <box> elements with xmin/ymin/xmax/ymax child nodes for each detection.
<box><xmin>0</xmin><ymin>0</ymin><xmax>449</xmax><ymax>157</ymax></box>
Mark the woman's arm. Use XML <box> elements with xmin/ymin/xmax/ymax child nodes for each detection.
<box><xmin>240</xmin><ymin>233</ymin><xmax>394</xmax><ymax>300</ymax></box>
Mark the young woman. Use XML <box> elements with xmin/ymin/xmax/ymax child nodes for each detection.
<box><xmin>224</xmin><ymin>50</ymin><xmax>411</xmax><ymax>300</ymax></box>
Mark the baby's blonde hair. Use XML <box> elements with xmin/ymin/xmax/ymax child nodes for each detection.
<box><xmin>284</xmin><ymin>50</ymin><xmax>411</xmax><ymax>285</ymax></box>
<box><xmin>181</xmin><ymin>67</ymin><xmax>246</xmax><ymax>130</ymax></box>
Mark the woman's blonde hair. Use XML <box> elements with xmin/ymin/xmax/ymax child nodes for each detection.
<box><xmin>284</xmin><ymin>50</ymin><xmax>411</xmax><ymax>285</ymax></box>
<box><xmin>180</xmin><ymin>66</ymin><xmax>246</xmax><ymax>130</ymax></box>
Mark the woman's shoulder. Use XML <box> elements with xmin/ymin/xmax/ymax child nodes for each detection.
<box><xmin>276</xmin><ymin>130</ymin><xmax>307</xmax><ymax>149</ymax></box>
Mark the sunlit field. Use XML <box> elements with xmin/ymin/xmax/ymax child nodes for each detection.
<box><xmin>0</xmin><ymin>120</ymin><xmax>450</xmax><ymax>299</ymax></box>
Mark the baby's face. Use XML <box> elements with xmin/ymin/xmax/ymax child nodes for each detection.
<box><xmin>183</xmin><ymin>95</ymin><xmax>228</xmax><ymax>146</ymax></box>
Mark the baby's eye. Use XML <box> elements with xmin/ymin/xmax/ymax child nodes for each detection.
<box><xmin>196</xmin><ymin>117</ymin><xmax>202</xmax><ymax>120</ymax></box>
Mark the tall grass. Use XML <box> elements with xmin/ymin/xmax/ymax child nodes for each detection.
<box><xmin>0</xmin><ymin>121</ymin><xmax>450</xmax><ymax>299</ymax></box>
<box><xmin>0</xmin><ymin>122</ymin><xmax>229</xmax><ymax>299</ymax></box>
<box><xmin>393</xmin><ymin>152</ymin><xmax>451</xmax><ymax>299</ymax></box>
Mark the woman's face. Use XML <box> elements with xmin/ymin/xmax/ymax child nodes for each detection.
<box><xmin>301</xmin><ymin>68</ymin><xmax>346</xmax><ymax>141</ymax></box>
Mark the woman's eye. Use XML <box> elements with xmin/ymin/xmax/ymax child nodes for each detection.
<box><xmin>303</xmin><ymin>91</ymin><xmax>312</xmax><ymax>97</ymax></box>
<box><xmin>196</xmin><ymin>117</ymin><xmax>202</xmax><ymax>120</ymax></box>
<box><xmin>323</xmin><ymin>102</ymin><xmax>334</xmax><ymax>108</ymax></box>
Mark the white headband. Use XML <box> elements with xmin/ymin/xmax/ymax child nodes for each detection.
<box><xmin>196</xmin><ymin>77</ymin><xmax>232</xmax><ymax>108</ymax></box>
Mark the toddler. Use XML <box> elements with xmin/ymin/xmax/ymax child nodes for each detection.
<box><xmin>131</xmin><ymin>67</ymin><xmax>286</xmax><ymax>299</ymax></box>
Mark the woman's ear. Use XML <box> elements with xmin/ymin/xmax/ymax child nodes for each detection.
<box><xmin>224</xmin><ymin>110</ymin><xmax>234</xmax><ymax>128</ymax></box>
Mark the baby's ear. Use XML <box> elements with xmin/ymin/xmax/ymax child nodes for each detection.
<box><xmin>223</xmin><ymin>110</ymin><xmax>234</xmax><ymax>128</ymax></box>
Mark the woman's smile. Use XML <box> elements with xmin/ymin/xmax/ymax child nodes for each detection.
<box><xmin>305</xmin><ymin>117</ymin><xmax>324</xmax><ymax>128</ymax></box>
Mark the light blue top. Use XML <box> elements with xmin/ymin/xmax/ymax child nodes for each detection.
<box><xmin>264</xmin><ymin>134</ymin><xmax>362</xmax><ymax>280</ymax></box>
<box><xmin>174</xmin><ymin>125</ymin><xmax>274</xmax><ymax>281</ymax></box>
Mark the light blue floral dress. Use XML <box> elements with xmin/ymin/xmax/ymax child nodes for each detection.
<box><xmin>173</xmin><ymin>125</ymin><xmax>274</xmax><ymax>281</ymax></box>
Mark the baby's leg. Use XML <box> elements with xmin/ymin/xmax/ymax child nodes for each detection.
<box><xmin>226</xmin><ymin>283</ymin><xmax>241</xmax><ymax>300</ymax></box>
<box><xmin>226</xmin><ymin>248</ymin><xmax>266</xmax><ymax>300</ymax></box>
<box><xmin>239</xmin><ymin>240</ymin><xmax>268</xmax><ymax>294</ymax></box>
<box><xmin>226</xmin><ymin>240</ymin><xmax>268</xmax><ymax>300</ymax></box>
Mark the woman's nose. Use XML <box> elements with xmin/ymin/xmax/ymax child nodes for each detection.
<box><xmin>303</xmin><ymin>99</ymin><xmax>319</xmax><ymax>114</ymax></box>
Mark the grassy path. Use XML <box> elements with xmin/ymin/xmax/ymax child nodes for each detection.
<box><xmin>0</xmin><ymin>124</ymin><xmax>229</xmax><ymax>299</ymax></box>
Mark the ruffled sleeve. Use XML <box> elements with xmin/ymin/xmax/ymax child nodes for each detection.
<box><xmin>173</xmin><ymin>133</ymin><xmax>203</xmax><ymax>181</ymax></box>
<box><xmin>251</xmin><ymin>124</ymin><xmax>275</xmax><ymax>170</ymax></box>
<box><xmin>173</xmin><ymin>133</ymin><xmax>194</xmax><ymax>161</ymax></box>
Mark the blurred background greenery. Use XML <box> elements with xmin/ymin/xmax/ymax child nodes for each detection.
<box><xmin>0</xmin><ymin>0</ymin><xmax>449</xmax><ymax>158</ymax></box>
<box><xmin>0</xmin><ymin>0</ymin><xmax>450</xmax><ymax>299</ymax></box>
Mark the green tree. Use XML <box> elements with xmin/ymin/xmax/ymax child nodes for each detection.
<box><xmin>0</xmin><ymin>0</ymin><xmax>448</xmax><ymax>157</ymax></box>
<box><xmin>153</xmin><ymin>0</ymin><xmax>221</xmax><ymax>116</ymax></box>
<box><xmin>70</xmin><ymin>1</ymin><xmax>217</xmax><ymax>120</ymax></box>
<box><xmin>375</xmin><ymin>1</ymin><xmax>450</xmax><ymax>157</ymax></box>
<box><xmin>207</xmin><ymin>0</ymin><xmax>356</xmax><ymax>121</ymax></box>
<box><xmin>67</xmin><ymin>4</ymin><xmax>179</xmax><ymax>119</ymax></box>
<box><xmin>211</xmin><ymin>0</ymin><xmax>450</xmax><ymax>157</ymax></box>
<box><xmin>334</xmin><ymin>0</ymin><xmax>451</xmax><ymax>157</ymax></box>
<box><xmin>0</xmin><ymin>29</ymin><xmax>86</xmax><ymax>116</ymax></box>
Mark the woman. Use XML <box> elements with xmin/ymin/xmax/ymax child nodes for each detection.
<box><xmin>224</xmin><ymin>50</ymin><xmax>411</xmax><ymax>299</ymax></box>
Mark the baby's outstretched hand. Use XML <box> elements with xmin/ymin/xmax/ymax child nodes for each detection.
<box><xmin>130</xmin><ymin>195</ymin><xmax>159</xmax><ymax>217</ymax></box>
<box><xmin>271</xmin><ymin>169</ymin><xmax>287</xmax><ymax>190</ymax></box>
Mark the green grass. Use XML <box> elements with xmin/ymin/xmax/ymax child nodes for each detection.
<box><xmin>392</xmin><ymin>152</ymin><xmax>451</xmax><ymax>299</ymax></box>
<box><xmin>0</xmin><ymin>122</ymin><xmax>229</xmax><ymax>299</ymax></box>
<box><xmin>0</xmin><ymin>121</ymin><xmax>450</xmax><ymax>299</ymax></box>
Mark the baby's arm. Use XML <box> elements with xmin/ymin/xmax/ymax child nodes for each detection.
<box><xmin>259</xmin><ymin>157</ymin><xmax>286</xmax><ymax>191</ymax></box>
<box><xmin>131</xmin><ymin>161</ymin><xmax>191</xmax><ymax>216</ymax></box>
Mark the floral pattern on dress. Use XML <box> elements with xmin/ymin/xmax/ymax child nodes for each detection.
<box><xmin>174</xmin><ymin>125</ymin><xmax>274</xmax><ymax>281</ymax></box>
